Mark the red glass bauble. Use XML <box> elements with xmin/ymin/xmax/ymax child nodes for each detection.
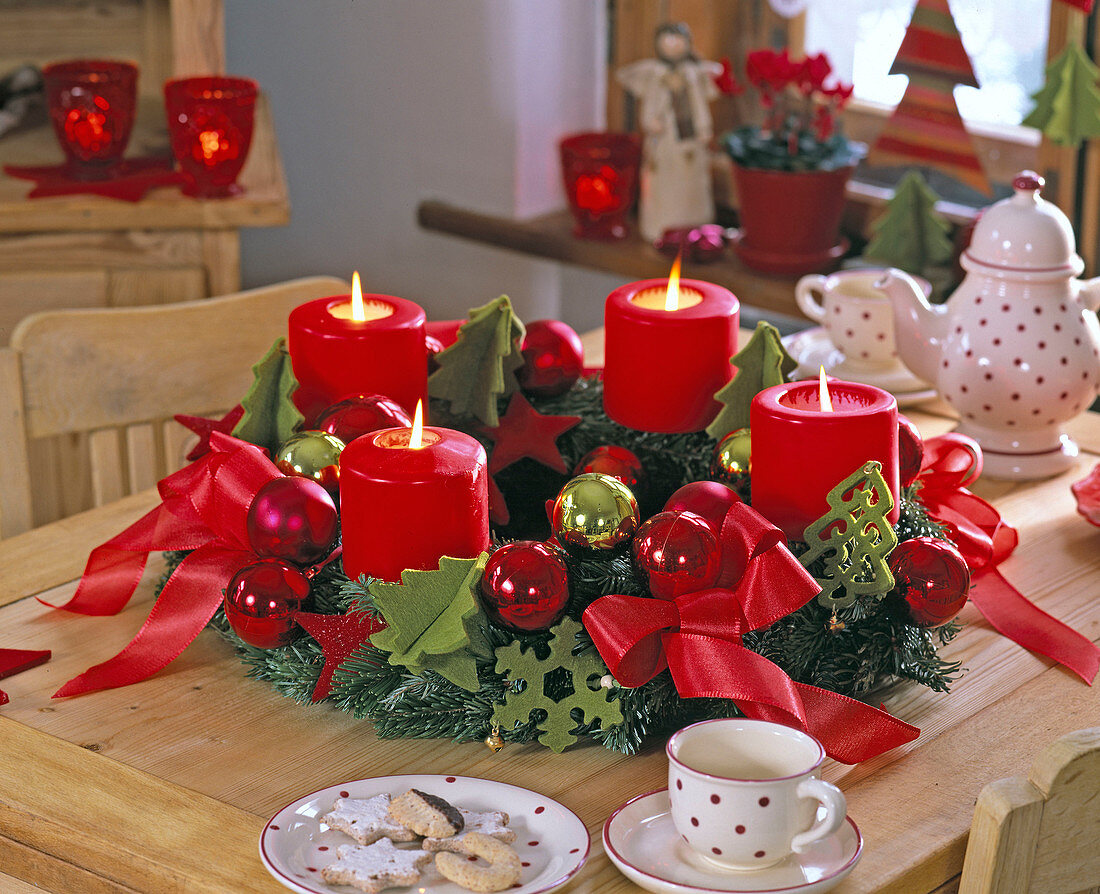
<box><xmin>480</xmin><ymin>541</ymin><xmax>571</xmax><ymax>632</ymax></box>
<box><xmin>572</xmin><ymin>445</ymin><xmax>645</xmax><ymax>494</ymax></box>
<box><xmin>888</xmin><ymin>537</ymin><xmax>970</xmax><ymax>627</ymax></box>
<box><xmin>898</xmin><ymin>415</ymin><xmax>925</xmax><ymax>489</ymax></box>
<box><xmin>224</xmin><ymin>558</ymin><xmax>310</xmax><ymax>649</ymax></box>
<box><xmin>313</xmin><ymin>394</ymin><xmax>412</xmax><ymax>444</ymax></box>
<box><xmin>516</xmin><ymin>320</ymin><xmax>584</xmax><ymax>397</ymax></box>
<box><xmin>632</xmin><ymin>510</ymin><xmax>720</xmax><ymax>600</ymax></box>
<box><xmin>246</xmin><ymin>477</ymin><xmax>338</xmax><ymax>566</ymax></box>
<box><xmin>663</xmin><ymin>480</ymin><xmax>741</xmax><ymax>530</ymax></box>
<box><xmin>426</xmin><ymin>335</ymin><xmax>446</xmax><ymax>374</ymax></box>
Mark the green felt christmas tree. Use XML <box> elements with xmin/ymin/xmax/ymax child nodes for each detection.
<box><xmin>1023</xmin><ymin>42</ymin><xmax>1100</xmax><ymax>147</ymax></box>
<box><xmin>863</xmin><ymin>170</ymin><xmax>954</xmax><ymax>279</ymax></box>
<box><xmin>428</xmin><ymin>295</ymin><xmax>526</xmax><ymax>427</ymax></box>
<box><xmin>705</xmin><ymin>323</ymin><xmax>796</xmax><ymax>441</ymax></box>
<box><xmin>369</xmin><ymin>554</ymin><xmax>492</xmax><ymax>692</ymax></box>
<box><xmin>231</xmin><ymin>338</ymin><xmax>304</xmax><ymax>455</ymax></box>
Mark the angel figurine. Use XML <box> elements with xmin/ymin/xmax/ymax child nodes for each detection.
<box><xmin>617</xmin><ymin>22</ymin><xmax>722</xmax><ymax>241</ymax></box>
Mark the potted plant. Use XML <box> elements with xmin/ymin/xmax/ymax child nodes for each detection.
<box><xmin>722</xmin><ymin>49</ymin><xmax>863</xmax><ymax>275</ymax></box>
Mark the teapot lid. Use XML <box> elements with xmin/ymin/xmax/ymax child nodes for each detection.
<box><xmin>963</xmin><ymin>171</ymin><xmax>1083</xmax><ymax>275</ymax></box>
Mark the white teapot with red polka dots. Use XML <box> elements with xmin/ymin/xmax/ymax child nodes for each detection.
<box><xmin>879</xmin><ymin>171</ymin><xmax>1100</xmax><ymax>479</ymax></box>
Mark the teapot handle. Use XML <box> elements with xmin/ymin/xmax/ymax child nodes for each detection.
<box><xmin>1075</xmin><ymin>276</ymin><xmax>1100</xmax><ymax>313</ymax></box>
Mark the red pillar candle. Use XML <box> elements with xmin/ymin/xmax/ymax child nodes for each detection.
<box><xmin>288</xmin><ymin>273</ymin><xmax>427</xmax><ymax>420</ymax></box>
<box><xmin>603</xmin><ymin>271</ymin><xmax>738</xmax><ymax>432</ymax></box>
<box><xmin>750</xmin><ymin>378</ymin><xmax>900</xmax><ymax>541</ymax></box>
<box><xmin>340</xmin><ymin>412</ymin><xmax>489</xmax><ymax>583</ymax></box>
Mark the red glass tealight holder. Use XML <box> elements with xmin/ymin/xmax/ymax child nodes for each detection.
<box><xmin>559</xmin><ymin>132</ymin><xmax>641</xmax><ymax>240</ymax></box>
<box><xmin>42</xmin><ymin>60</ymin><xmax>138</xmax><ymax>179</ymax></box>
<box><xmin>164</xmin><ymin>76</ymin><xmax>257</xmax><ymax>198</ymax></box>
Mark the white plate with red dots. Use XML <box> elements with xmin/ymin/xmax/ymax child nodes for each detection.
<box><xmin>603</xmin><ymin>789</ymin><xmax>861</xmax><ymax>894</ymax></box>
<box><xmin>260</xmin><ymin>774</ymin><xmax>590</xmax><ymax>894</ymax></box>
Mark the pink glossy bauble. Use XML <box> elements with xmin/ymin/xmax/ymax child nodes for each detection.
<box><xmin>516</xmin><ymin>320</ymin><xmax>584</xmax><ymax>397</ymax></box>
<box><xmin>224</xmin><ymin>558</ymin><xmax>310</xmax><ymax>649</ymax></box>
<box><xmin>313</xmin><ymin>394</ymin><xmax>412</xmax><ymax>444</ymax></box>
<box><xmin>632</xmin><ymin>510</ymin><xmax>720</xmax><ymax>600</ymax></box>
<box><xmin>246</xmin><ymin>477</ymin><xmax>338</xmax><ymax>566</ymax></box>
<box><xmin>480</xmin><ymin>541</ymin><xmax>571</xmax><ymax>632</ymax></box>
<box><xmin>889</xmin><ymin>537</ymin><xmax>970</xmax><ymax>627</ymax></box>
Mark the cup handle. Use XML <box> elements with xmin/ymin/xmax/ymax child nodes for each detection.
<box><xmin>790</xmin><ymin>778</ymin><xmax>846</xmax><ymax>854</ymax></box>
<box><xmin>794</xmin><ymin>275</ymin><xmax>828</xmax><ymax>323</ymax></box>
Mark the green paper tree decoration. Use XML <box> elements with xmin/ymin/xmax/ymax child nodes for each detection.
<box><xmin>1023</xmin><ymin>42</ymin><xmax>1100</xmax><ymax>147</ymax></box>
<box><xmin>493</xmin><ymin>617</ymin><xmax>623</xmax><ymax>753</ymax></box>
<box><xmin>706</xmin><ymin>322</ymin><xmax>796</xmax><ymax>441</ymax></box>
<box><xmin>369</xmin><ymin>554</ymin><xmax>491</xmax><ymax>692</ymax></box>
<box><xmin>864</xmin><ymin>170</ymin><xmax>954</xmax><ymax>278</ymax></box>
<box><xmin>231</xmin><ymin>337</ymin><xmax>304</xmax><ymax>455</ymax></box>
<box><xmin>798</xmin><ymin>461</ymin><xmax>898</xmax><ymax>611</ymax></box>
<box><xmin>428</xmin><ymin>295</ymin><xmax>526</xmax><ymax>426</ymax></box>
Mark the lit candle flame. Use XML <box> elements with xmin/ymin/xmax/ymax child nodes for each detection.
<box><xmin>819</xmin><ymin>367</ymin><xmax>833</xmax><ymax>412</ymax></box>
<box><xmin>664</xmin><ymin>252</ymin><xmax>683</xmax><ymax>312</ymax></box>
<box><xmin>409</xmin><ymin>399</ymin><xmax>424</xmax><ymax>449</ymax></box>
<box><xmin>351</xmin><ymin>271</ymin><xmax>366</xmax><ymax>322</ymax></box>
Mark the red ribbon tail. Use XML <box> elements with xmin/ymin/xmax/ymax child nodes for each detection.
<box><xmin>0</xmin><ymin>689</ymin><xmax>7</xmax><ymax>706</ymax></box>
<box><xmin>969</xmin><ymin>569</ymin><xmax>1100</xmax><ymax>684</ymax></box>
<box><xmin>53</xmin><ymin>545</ymin><xmax>249</xmax><ymax>698</ymax></box>
<box><xmin>793</xmin><ymin>682</ymin><xmax>920</xmax><ymax>764</ymax></box>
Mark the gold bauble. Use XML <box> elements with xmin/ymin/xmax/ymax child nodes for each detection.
<box><xmin>485</xmin><ymin>726</ymin><xmax>505</xmax><ymax>753</ymax></box>
<box><xmin>275</xmin><ymin>431</ymin><xmax>346</xmax><ymax>496</ymax></box>
<box><xmin>710</xmin><ymin>428</ymin><xmax>751</xmax><ymax>497</ymax></box>
<box><xmin>552</xmin><ymin>472</ymin><xmax>639</xmax><ymax>552</ymax></box>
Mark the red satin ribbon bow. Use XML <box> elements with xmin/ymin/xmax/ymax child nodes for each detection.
<box><xmin>918</xmin><ymin>433</ymin><xmax>1099</xmax><ymax>683</ymax></box>
<box><xmin>583</xmin><ymin>502</ymin><xmax>919</xmax><ymax>764</ymax></box>
<box><xmin>45</xmin><ymin>433</ymin><xmax>282</xmax><ymax>697</ymax></box>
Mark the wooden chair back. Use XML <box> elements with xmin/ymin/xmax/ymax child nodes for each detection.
<box><xmin>959</xmin><ymin>727</ymin><xmax>1100</xmax><ymax>894</ymax></box>
<box><xmin>0</xmin><ymin>276</ymin><xmax>349</xmax><ymax>538</ymax></box>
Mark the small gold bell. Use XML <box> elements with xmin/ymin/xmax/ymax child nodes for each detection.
<box><xmin>827</xmin><ymin>611</ymin><xmax>845</xmax><ymax>632</ymax></box>
<box><xmin>485</xmin><ymin>725</ymin><xmax>505</xmax><ymax>753</ymax></box>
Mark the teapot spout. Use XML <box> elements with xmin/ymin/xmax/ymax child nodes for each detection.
<box><xmin>875</xmin><ymin>268</ymin><xmax>950</xmax><ymax>387</ymax></box>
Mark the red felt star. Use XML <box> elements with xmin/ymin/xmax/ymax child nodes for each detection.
<box><xmin>4</xmin><ymin>157</ymin><xmax>184</xmax><ymax>202</ymax></box>
<box><xmin>482</xmin><ymin>392</ymin><xmax>580</xmax><ymax>475</ymax></box>
<box><xmin>175</xmin><ymin>405</ymin><xmax>245</xmax><ymax>461</ymax></box>
<box><xmin>0</xmin><ymin>648</ymin><xmax>51</xmax><ymax>706</ymax></box>
<box><xmin>296</xmin><ymin>608</ymin><xmax>386</xmax><ymax>701</ymax></box>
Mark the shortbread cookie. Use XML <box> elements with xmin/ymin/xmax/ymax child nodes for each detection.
<box><xmin>434</xmin><ymin>832</ymin><xmax>522</xmax><ymax>893</ymax></box>
<box><xmin>422</xmin><ymin>808</ymin><xmax>516</xmax><ymax>853</ymax></box>
<box><xmin>387</xmin><ymin>789</ymin><xmax>465</xmax><ymax>838</ymax></box>
<box><xmin>322</xmin><ymin>794</ymin><xmax>419</xmax><ymax>845</ymax></box>
<box><xmin>321</xmin><ymin>839</ymin><xmax>432</xmax><ymax>893</ymax></box>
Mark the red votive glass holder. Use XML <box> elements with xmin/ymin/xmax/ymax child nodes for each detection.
<box><xmin>560</xmin><ymin>132</ymin><xmax>641</xmax><ymax>240</ymax></box>
<box><xmin>165</xmin><ymin>76</ymin><xmax>257</xmax><ymax>198</ymax></box>
<box><xmin>42</xmin><ymin>60</ymin><xmax>138</xmax><ymax>179</ymax></box>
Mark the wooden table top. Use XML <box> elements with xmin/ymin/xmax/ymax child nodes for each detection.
<box><xmin>0</xmin><ymin>342</ymin><xmax>1098</xmax><ymax>894</ymax></box>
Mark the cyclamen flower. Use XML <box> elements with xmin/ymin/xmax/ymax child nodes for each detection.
<box><xmin>714</xmin><ymin>57</ymin><xmax>744</xmax><ymax>96</ymax></box>
<box><xmin>798</xmin><ymin>53</ymin><xmax>832</xmax><ymax>95</ymax></box>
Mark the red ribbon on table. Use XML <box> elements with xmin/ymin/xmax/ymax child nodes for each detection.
<box><xmin>917</xmin><ymin>433</ymin><xmax>1099</xmax><ymax>684</ymax></box>
<box><xmin>44</xmin><ymin>433</ymin><xmax>281</xmax><ymax>698</ymax></box>
<box><xmin>582</xmin><ymin>502</ymin><xmax>919</xmax><ymax>764</ymax></box>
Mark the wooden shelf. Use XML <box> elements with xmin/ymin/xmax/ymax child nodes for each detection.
<box><xmin>417</xmin><ymin>200</ymin><xmax>809</xmax><ymax>322</ymax></box>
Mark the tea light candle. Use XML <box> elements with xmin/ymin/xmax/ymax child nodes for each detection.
<box><xmin>340</xmin><ymin>403</ymin><xmax>489</xmax><ymax>583</ymax></box>
<box><xmin>750</xmin><ymin>376</ymin><xmax>900</xmax><ymax>541</ymax></box>
<box><xmin>603</xmin><ymin>260</ymin><xmax>739</xmax><ymax>432</ymax></box>
<box><xmin>288</xmin><ymin>272</ymin><xmax>427</xmax><ymax>420</ymax></box>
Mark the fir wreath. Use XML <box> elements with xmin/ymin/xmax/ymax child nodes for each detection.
<box><xmin>158</xmin><ymin>310</ymin><xmax>962</xmax><ymax>755</ymax></box>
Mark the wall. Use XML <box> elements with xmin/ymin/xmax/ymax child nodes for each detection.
<box><xmin>225</xmin><ymin>0</ymin><xmax>627</xmax><ymax>331</ymax></box>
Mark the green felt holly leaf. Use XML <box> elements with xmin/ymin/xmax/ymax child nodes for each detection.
<box><xmin>706</xmin><ymin>322</ymin><xmax>796</xmax><ymax>441</ymax></box>
<box><xmin>799</xmin><ymin>461</ymin><xmax>897</xmax><ymax>610</ymax></box>
<box><xmin>231</xmin><ymin>338</ymin><xmax>304</xmax><ymax>455</ymax></box>
<box><xmin>1023</xmin><ymin>42</ymin><xmax>1100</xmax><ymax>147</ymax></box>
<box><xmin>369</xmin><ymin>553</ymin><xmax>491</xmax><ymax>692</ymax></box>
<box><xmin>493</xmin><ymin>617</ymin><xmax>623</xmax><ymax>753</ymax></box>
<box><xmin>864</xmin><ymin>170</ymin><xmax>954</xmax><ymax>277</ymax></box>
<box><xmin>428</xmin><ymin>295</ymin><xmax>526</xmax><ymax>427</ymax></box>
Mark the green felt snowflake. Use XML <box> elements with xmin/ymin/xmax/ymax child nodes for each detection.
<box><xmin>492</xmin><ymin>617</ymin><xmax>623</xmax><ymax>752</ymax></box>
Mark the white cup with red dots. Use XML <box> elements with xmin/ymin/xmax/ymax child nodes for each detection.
<box><xmin>666</xmin><ymin>718</ymin><xmax>846</xmax><ymax>871</ymax></box>
<box><xmin>796</xmin><ymin>269</ymin><xmax>931</xmax><ymax>370</ymax></box>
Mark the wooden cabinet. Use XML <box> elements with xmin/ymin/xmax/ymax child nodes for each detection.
<box><xmin>0</xmin><ymin>0</ymin><xmax>290</xmax><ymax>344</ymax></box>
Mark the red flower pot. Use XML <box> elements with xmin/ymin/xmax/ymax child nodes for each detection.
<box><xmin>732</xmin><ymin>163</ymin><xmax>853</xmax><ymax>275</ymax></box>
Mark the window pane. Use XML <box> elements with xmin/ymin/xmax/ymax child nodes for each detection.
<box><xmin>804</xmin><ymin>0</ymin><xmax>1050</xmax><ymax>127</ymax></box>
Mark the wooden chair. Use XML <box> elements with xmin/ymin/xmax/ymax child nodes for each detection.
<box><xmin>0</xmin><ymin>276</ymin><xmax>349</xmax><ymax>538</ymax></box>
<box><xmin>959</xmin><ymin>727</ymin><xmax>1100</xmax><ymax>894</ymax></box>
